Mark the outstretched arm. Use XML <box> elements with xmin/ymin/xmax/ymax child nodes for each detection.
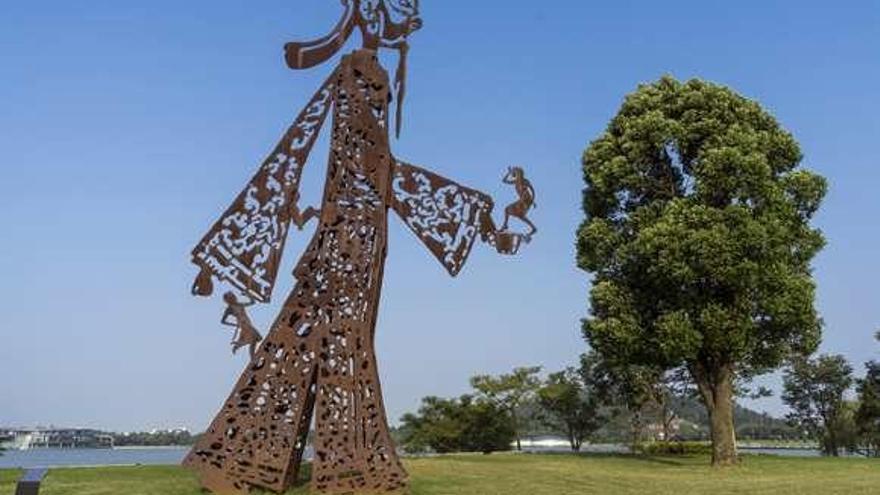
<box><xmin>390</xmin><ymin>159</ymin><xmax>497</xmax><ymax>277</ymax></box>
<box><xmin>191</xmin><ymin>68</ymin><xmax>338</xmax><ymax>303</ymax></box>
<box><xmin>220</xmin><ymin>307</ymin><xmax>238</xmax><ymax>327</ymax></box>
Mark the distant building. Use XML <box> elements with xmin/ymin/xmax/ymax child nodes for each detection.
<box><xmin>0</xmin><ymin>428</ymin><xmax>113</xmax><ymax>450</ymax></box>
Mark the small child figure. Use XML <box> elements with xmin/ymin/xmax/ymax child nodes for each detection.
<box><xmin>221</xmin><ymin>292</ymin><xmax>263</xmax><ymax>359</ymax></box>
<box><xmin>501</xmin><ymin>166</ymin><xmax>537</xmax><ymax>241</ymax></box>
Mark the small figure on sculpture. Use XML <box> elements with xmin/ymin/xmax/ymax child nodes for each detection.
<box><xmin>491</xmin><ymin>166</ymin><xmax>537</xmax><ymax>255</ymax></box>
<box><xmin>221</xmin><ymin>292</ymin><xmax>262</xmax><ymax>359</ymax></box>
<box><xmin>502</xmin><ymin>166</ymin><xmax>537</xmax><ymax>240</ymax></box>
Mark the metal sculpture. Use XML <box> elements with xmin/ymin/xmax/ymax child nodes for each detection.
<box><xmin>222</xmin><ymin>292</ymin><xmax>263</xmax><ymax>359</ymax></box>
<box><xmin>184</xmin><ymin>1</ymin><xmax>536</xmax><ymax>493</ymax></box>
<box><xmin>502</xmin><ymin>166</ymin><xmax>537</xmax><ymax>241</ymax></box>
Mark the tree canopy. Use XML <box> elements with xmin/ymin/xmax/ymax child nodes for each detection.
<box><xmin>577</xmin><ymin>76</ymin><xmax>826</xmax><ymax>465</ymax></box>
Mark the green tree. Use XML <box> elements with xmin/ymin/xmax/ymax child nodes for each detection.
<box><xmin>537</xmin><ymin>367</ymin><xmax>604</xmax><ymax>451</ymax></box>
<box><xmin>782</xmin><ymin>354</ymin><xmax>855</xmax><ymax>456</ymax></box>
<box><xmin>855</xmin><ymin>331</ymin><xmax>880</xmax><ymax>456</ymax></box>
<box><xmin>399</xmin><ymin>396</ymin><xmax>462</xmax><ymax>454</ymax></box>
<box><xmin>834</xmin><ymin>401</ymin><xmax>862</xmax><ymax>455</ymax></box>
<box><xmin>464</xmin><ymin>399</ymin><xmax>518</xmax><ymax>454</ymax></box>
<box><xmin>577</xmin><ymin>77</ymin><xmax>826</xmax><ymax>465</ymax></box>
<box><xmin>398</xmin><ymin>395</ymin><xmax>515</xmax><ymax>454</ymax></box>
<box><xmin>470</xmin><ymin>366</ymin><xmax>542</xmax><ymax>451</ymax></box>
<box><xmin>581</xmin><ymin>352</ymin><xmax>661</xmax><ymax>450</ymax></box>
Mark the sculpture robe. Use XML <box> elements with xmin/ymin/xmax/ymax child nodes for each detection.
<box><xmin>185</xmin><ymin>49</ymin><xmax>495</xmax><ymax>494</ymax></box>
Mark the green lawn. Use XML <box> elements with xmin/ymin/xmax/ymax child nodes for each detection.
<box><xmin>0</xmin><ymin>469</ymin><xmax>21</xmax><ymax>493</ymax></box>
<box><xmin>2</xmin><ymin>453</ymin><xmax>878</xmax><ymax>495</ymax></box>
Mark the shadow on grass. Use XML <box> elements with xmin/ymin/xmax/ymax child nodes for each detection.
<box><xmin>523</xmin><ymin>451</ymin><xmax>697</xmax><ymax>467</ymax></box>
<box><xmin>251</xmin><ymin>452</ymin><xmax>710</xmax><ymax>493</ymax></box>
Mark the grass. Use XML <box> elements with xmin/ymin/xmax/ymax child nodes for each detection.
<box><xmin>1</xmin><ymin>453</ymin><xmax>878</xmax><ymax>495</ymax></box>
<box><xmin>0</xmin><ymin>469</ymin><xmax>21</xmax><ymax>493</ymax></box>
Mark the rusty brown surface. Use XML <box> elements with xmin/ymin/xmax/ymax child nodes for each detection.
<box><xmin>184</xmin><ymin>2</ymin><xmax>535</xmax><ymax>493</ymax></box>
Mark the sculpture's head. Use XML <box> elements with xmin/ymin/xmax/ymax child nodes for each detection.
<box><xmin>506</xmin><ymin>166</ymin><xmax>525</xmax><ymax>181</ymax></box>
<box><xmin>365</xmin><ymin>0</ymin><xmax>422</xmax><ymax>48</ymax></box>
<box><xmin>284</xmin><ymin>0</ymin><xmax>422</xmax><ymax>138</ymax></box>
<box><xmin>284</xmin><ymin>0</ymin><xmax>422</xmax><ymax>70</ymax></box>
<box><xmin>222</xmin><ymin>291</ymin><xmax>238</xmax><ymax>305</ymax></box>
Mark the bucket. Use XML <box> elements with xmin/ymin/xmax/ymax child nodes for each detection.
<box><xmin>494</xmin><ymin>232</ymin><xmax>522</xmax><ymax>255</ymax></box>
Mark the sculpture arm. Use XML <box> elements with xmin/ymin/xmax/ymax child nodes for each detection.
<box><xmin>390</xmin><ymin>159</ymin><xmax>496</xmax><ymax>277</ymax></box>
<box><xmin>220</xmin><ymin>308</ymin><xmax>238</xmax><ymax>327</ymax></box>
<box><xmin>190</xmin><ymin>69</ymin><xmax>337</xmax><ymax>303</ymax></box>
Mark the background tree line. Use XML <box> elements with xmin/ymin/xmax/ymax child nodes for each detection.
<box><xmin>112</xmin><ymin>429</ymin><xmax>198</xmax><ymax>447</ymax></box>
<box><xmin>396</xmin><ymin>328</ymin><xmax>880</xmax><ymax>457</ymax></box>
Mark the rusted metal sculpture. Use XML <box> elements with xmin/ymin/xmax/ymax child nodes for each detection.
<box><xmin>184</xmin><ymin>1</ymin><xmax>536</xmax><ymax>493</ymax></box>
<box><xmin>502</xmin><ymin>166</ymin><xmax>537</xmax><ymax>242</ymax></box>
<box><xmin>221</xmin><ymin>292</ymin><xmax>263</xmax><ymax>359</ymax></box>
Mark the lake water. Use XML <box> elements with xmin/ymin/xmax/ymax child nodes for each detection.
<box><xmin>0</xmin><ymin>445</ymin><xmax>823</xmax><ymax>469</ymax></box>
<box><xmin>0</xmin><ymin>447</ymin><xmax>189</xmax><ymax>469</ymax></box>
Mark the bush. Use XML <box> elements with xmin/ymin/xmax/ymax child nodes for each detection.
<box><xmin>399</xmin><ymin>395</ymin><xmax>515</xmax><ymax>454</ymax></box>
<box><xmin>639</xmin><ymin>441</ymin><xmax>713</xmax><ymax>456</ymax></box>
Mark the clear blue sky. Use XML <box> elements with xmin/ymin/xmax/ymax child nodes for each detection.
<box><xmin>1</xmin><ymin>1</ymin><xmax>878</xmax><ymax>432</ymax></box>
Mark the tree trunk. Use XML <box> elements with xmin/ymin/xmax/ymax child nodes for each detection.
<box><xmin>708</xmin><ymin>389</ymin><xmax>737</xmax><ymax>466</ymax></box>
<box><xmin>571</xmin><ymin>431</ymin><xmax>582</xmax><ymax>452</ymax></box>
<box><xmin>629</xmin><ymin>409</ymin><xmax>643</xmax><ymax>453</ymax></box>
<box><xmin>692</xmin><ymin>363</ymin><xmax>737</xmax><ymax>466</ymax></box>
<box><xmin>512</xmin><ymin>411</ymin><xmax>522</xmax><ymax>451</ymax></box>
<box><xmin>824</xmin><ymin>431</ymin><xmax>839</xmax><ymax>457</ymax></box>
<box><xmin>661</xmin><ymin>398</ymin><xmax>674</xmax><ymax>441</ymax></box>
